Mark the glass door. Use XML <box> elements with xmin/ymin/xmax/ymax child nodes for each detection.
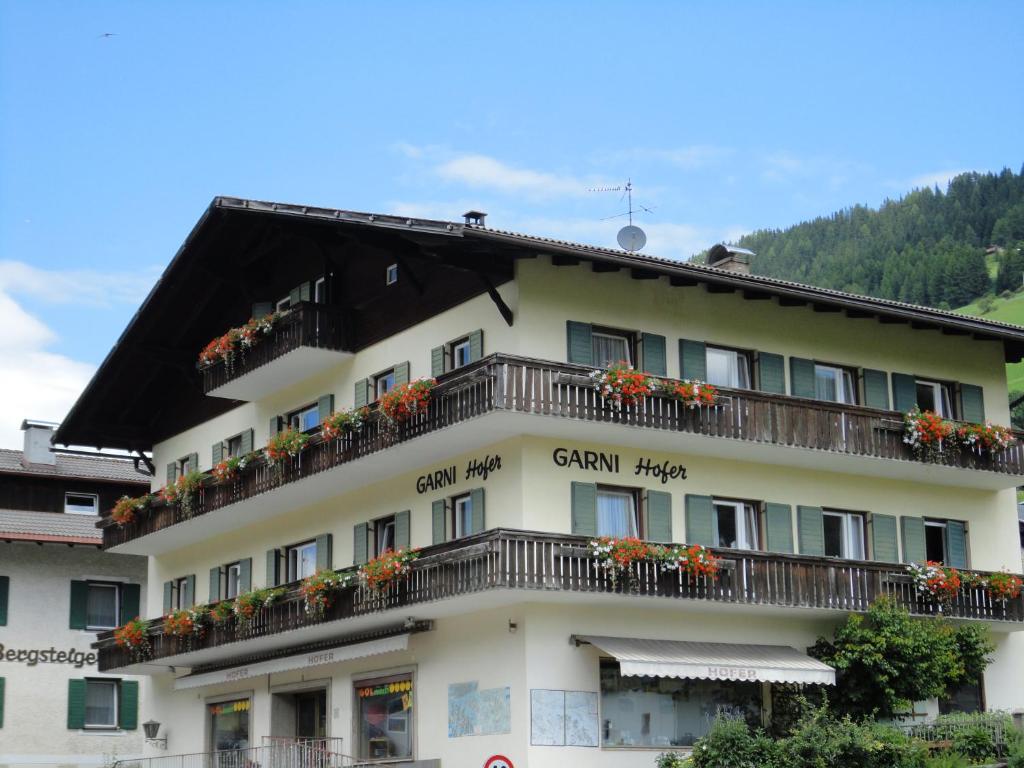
<box><xmin>295</xmin><ymin>690</ymin><xmax>328</xmax><ymax>739</ymax></box>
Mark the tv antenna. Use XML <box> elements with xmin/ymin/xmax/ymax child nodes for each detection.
<box><xmin>588</xmin><ymin>178</ymin><xmax>654</xmax><ymax>252</ymax></box>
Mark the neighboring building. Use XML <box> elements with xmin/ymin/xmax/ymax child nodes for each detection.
<box><xmin>54</xmin><ymin>198</ymin><xmax>1024</xmax><ymax>767</ymax></box>
<box><xmin>0</xmin><ymin>420</ymin><xmax>149</xmax><ymax>768</ymax></box>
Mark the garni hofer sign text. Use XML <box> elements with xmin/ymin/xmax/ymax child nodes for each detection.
<box><xmin>551</xmin><ymin>448</ymin><xmax>686</xmax><ymax>484</ymax></box>
<box><xmin>0</xmin><ymin>643</ymin><xmax>97</xmax><ymax>668</ymax></box>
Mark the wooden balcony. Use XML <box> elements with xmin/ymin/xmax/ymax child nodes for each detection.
<box><xmin>102</xmin><ymin>354</ymin><xmax>1024</xmax><ymax>551</ymax></box>
<box><xmin>202</xmin><ymin>302</ymin><xmax>352</xmax><ymax>400</ymax></box>
<box><xmin>94</xmin><ymin>528</ymin><xmax>1024</xmax><ymax>673</ymax></box>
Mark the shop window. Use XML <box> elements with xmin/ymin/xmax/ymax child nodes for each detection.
<box><xmin>916</xmin><ymin>379</ymin><xmax>955</xmax><ymax>418</ymax></box>
<box><xmin>210</xmin><ymin>698</ymin><xmax>251</xmax><ymax>751</ymax></box>
<box><xmin>592</xmin><ymin>326</ymin><xmax>635</xmax><ymax>368</ymax></box>
<box><xmin>84</xmin><ymin>679</ymin><xmax>118</xmax><ymax>728</ymax></box>
<box><xmin>713</xmin><ymin>499</ymin><xmax>760</xmax><ymax>550</ymax></box>
<box><xmin>356</xmin><ymin>674</ymin><xmax>413</xmax><ymax>760</ymax></box>
<box><xmin>823</xmin><ymin>510</ymin><xmax>866</xmax><ymax>559</ymax></box>
<box><xmin>815</xmin><ymin>364</ymin><xmax>857</xmax><ymax>404</ymax></box>
<box><xmin>706</xmin><ymin>346</ymin><xmax>752</xmax><ymax>389</ymax></box>
<box><xmin>65</xmin><ymin>492</ymin><xmax>99</xmax><ymax>516</ymax></box>
<box><xmin>86</xmin><ymin>583</ymin><xmax>120</xmax><ymax>630</ymax></box>
<box><xmin>286</xmin><ymin>540</ymin><xmax>318</xmax><ymax>581</ymax></box>
<box><xmin>596</xmin><ymin>486</ymin><xmax>640</xmax><ymax>538</ymax></box>
<box><xmin>599</xmin><ymin>660</ymin><xmax>762</xmax><ymax>747</ymax></box>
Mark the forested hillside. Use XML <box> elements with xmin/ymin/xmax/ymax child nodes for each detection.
<box><xmin>735</xmin><ymin>167</ymin><xmax>1024</xmax><ymax>310</ymax></box>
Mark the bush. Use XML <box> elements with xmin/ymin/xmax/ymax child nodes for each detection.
<box><xmin>779</xmin><ymin>706</ymin><xmax>927</xmax><ymax>768</ymax></box>
<box><xmin>924</xmin><ymin>754</ymin><xmax>969</xmax><ymax>768</ymax></box>
<box><xmin>1005</xmin><ymin>725</ymin><xmax>1024</xmax><ymax>768</ymax></box>
<box><xmin>656</xmin><ymin>752</ymin><xmax>691</xmax><ymax>768</ymax></box>
<box><xmin>689</xmin><ymin>715</ymin><xmax>779</xmax><ymax>768</ymax></box>
<box><xmin>950</xmin><ymin>725</ymin><xmax>996</xmax><ymax>763</ymax></box>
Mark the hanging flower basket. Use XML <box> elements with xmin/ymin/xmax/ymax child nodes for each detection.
<box><xmin>265</xmin><ymin>428</ymin><xmax>310</xmax><ymax>465</ymax></box>
<box><xmin>360</xmin><ymin>548</ymin><xmax>420</xmax><ymax>594</ymax></box>
<box><xmin>673</xmin><ymin>544</ymin><xmax>722</xmax><ymax>582</ymax></box>
<box><xmin>111</xmin><ymin>494</ymin><xmax>151</xmax><ymax>527</ymax></box>
<box><xmin>954</xmin><ymin>422</ymin><xmax>1015</xmax><ymax>453</ymax></box>
<box><xmin>322</xmin><ymin>407</ymin><xmax>370</xmax><ymax>441</ymax></box>
<box><xmin>986</xmin><ymin>570</ymin><xmax>1023</xmax><ymax>601</ymax></box>
<box><xmin>161</xmin><ymin>471</ymin><xmax>203</xmax><ymax>520</ymax></box>
<box><xmin>164</xmin><ymin>607</ymin><xmax>208</xmax><ymax>649</ymax></box>
<box><xmin>589</xmin><ymin>362</ymin><xmax>656</xmax><ymax>407</ymax></box>
<box><xmin>588</xmin><ymin>536</ymin><xmax>651</xmax><ymax>586</ymax></box>
<box><xmin>379</xmin><ymin>378</ymin><xmax>437</xmax><ymax>425</ymax></box>
<box><xmin>114</xmin><ymin>617</ymin><xmax>151</xmax><ymax>661</ymax></box>
<box><xmin>662</xmin><ymin>379</ymin><xmax>718</xmax><ymax>409</ymax></box>
<box><xmin>198</xmin><ymin>310</ymin><xmax>289</xmax><ymax>370</ymax></box>
<box><xmin>908</xmin><ymin>561</ymin><xmax>962</xmax><ymax>605</ymax></box>
<box><xmin>212</xmin><ymin>454</ymin><xmax>249</xmax><ymax>484</ymax></box>
<box><xmin>208</xmin><ymin>600</ymin><xmax>235</xmax><ymax>627</ymax></box>
<box><xmin>903</xmin><ymin>408</ymin><xmax>953</xmax><ymax>462</ymax></box>
<box><xmin>233</xmin><ymin>587</ymin><xmax>285</xmax><ymax>635</ymax></box>
<box><xmin>299</xmin><ymin>569</ymin><xmax>354</xmax><ymax>619</ymax></box>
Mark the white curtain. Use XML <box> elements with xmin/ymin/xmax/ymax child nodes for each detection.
<box><xmin>86</xmin><ymin>585</ymin><xmax>117</xmax><ymax>628</ymax></box>
<box><xmin>593</xmin><ymin>334</ymin><xmax>630</xmax><ymax>367</ymax></box>
<box><xmin>597</xmin><ymin>492</ymin><xmax>637</xmax><ymax>537</ymax></box>
<box><xmin>85</xmin><ymin>682</ymin><xmax>115</xmax><ymax>726</ymax></box>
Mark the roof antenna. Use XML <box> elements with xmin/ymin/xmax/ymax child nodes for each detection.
<box><xmin>588</xmin><ymin>178</ymin><xmax>653</xmax><ymax>252</ymax></box>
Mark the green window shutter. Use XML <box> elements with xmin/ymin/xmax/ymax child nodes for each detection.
<box><xmin>643</xmin><ymin>491</ymin><xmax>672</xmax><ymax>542</ymax></box>
<box><xmin>239</xmin><ymin>558</ymin><xmax>252</xmax><ymax>592</ymax></box>
<box><xmin>315</xmin><ymin>533</ymin><xmax>333</xmax><ymax>570</ymax></box>
<box><xmin>252</xmin><ymin>301</ymin><xmax>274</xmax><ymax>319</ymax></box>
<box><xmin>757</xmin><ymin>352</ymin><xmax>786</xmax><ymax>394</ymax></box>
<box><xmin>240</xmin><ymin>428</ymin><xmax>254</xmax><ymax>455</ymax></box>
<box><xmin>790</xmin><ymin>358</ymin><xmax>816</xmax><ymax>399</ymax></box>
<box><xmin>265</xmin><ymin>549</ymin><xmax>280</xmax><ymax>586</ymax></box>
<box><xmin>960</xmin><ymin>384</ymin><xmax>985</xmax><ymax>423</ymax></box>
<box><xmin>566</xmin><ymin>321</ymin><xmax>594</xmax><ymax>366</ymax></box>
<box><xmin>212</xmin><ymin>441</ymin><xmax>224</xmax><ymax>466</ymax></box>
<box><xmin>268</xmin><ymin>416</ymin><xmax>281</xmax><ymax>438</ymax></box>
<box><xmin>571</xmin><ymin>482</ymin><xmax>598</xmax><ymax>537</ymax></box>
<box><xmin>797</xmin><ymin>506</ymin><xmax>825</xmax><ymax>556</ymax></box>
<box><xmin>0</xmin><ymin>676</ymin><xmax>4</xmax><ymax>728</ymax></box>
<box><xmin>69</xmin><ymin>581</ymin><xmax>88</xmax><ymax>630</ymax></box>
<box><xmin>118</xmin><ymin>680</ymin><xmax>139</xmax><ymax>730</ymax></box>
<box><xmin>354</xmin><ymin>523</ymin><xmax>370</xmax><ymax>565</ymax></box>
<box><xmin>431</xmin><ymin>500</ymin><xmax>447</xmax><ymax>544</ymax></box>
<box><xmin>431</xmin><ymin>346</ymin><xmax>446</xmax><ymax>377</ymax></box>
<box><xmin>67</xmin><ymin>679</ymin><xmax>86</xmax><ymax>729</ymax></box>
<box><xmin>0</xmin><ymin>575</ymin><xmax>8</xmax><ymax>626</ymax></box>
<box><xmin>470</xmin><ymin>488</ymin><xmax>486</xmax><ymax>534</ymax></box>
<box><xmin>393</xmin><ymin>361</ymin><xmax>410</xmax><ymax>387</ymax></box>
<box><xmin>468</xmin><ymin>329</ymin><xmax>484</xmax><ymax>362</ymax></box>
<box><xmin>162</xmin><ymin>581</ymin><xmax>173</xmax><ymax>614</ymax></box>
<box><xmin>317</xmin><ymin>394</ymin><xmax>335</xmax><ymax>423</ymax></box>
<box><xmin>187</xmin><ymin>453</ymin><xmax>199</xmax><ymax>474</ymax></box>
<box><xmin>120</xmin><ymin>584</ymin><xmax>140</xmax><ymax>622</ymax></box>
<box><xmin>945</xmin><ymin>521</ymin><xmax>968</xmax><ymax>569</ymax></box>
<box><xmin>354</xmin><ymin>379</ymin><xmax>369</xmax><ymax>408</ymax></box>
<box><xmin>165</xmin><ymin>462</ymin><xmax>176</xmax><ymax>485</ymax></box>
<box><xmin>892</xmin><ymin>373</ymin><xmax>917</xmax><ymax>413</ymax></box>
<box><xmin>901</xmin><ymin>517</ymin><xmax>926</xmax><ymax>564</ymax></box>
<box><xmin>209</xmin><ymin>567</ymin><xmax>222</xmax><ymax>602</ymax></box>
<box><xmin>395</xmin><ymin>510</ymin><xmax>411</xmax><ymax>549</ymax></box>
<box><xmin>640</xmin><ymin>333</ymin><xmax>667</xmax><ymax>377</ymax></box>
<box><xmin>679</xmin><ymin>339</ymin><xmax>707</xmax><ymax>381</ymax></box>
<box><xmin>870</xmin><ymin>514</ymin><xmax>899</xmax><ymax>563</ymax></box>
<box><xmin>684</xmin><ymin>495</ymin><xmax>715</xmax><ymax>547</ymax></box>
<box><xmin>764</xmin><ymin>503</ymin><xmax>794</xmax><ymax>554</ymax></box>
<box><xmin>183</xmin><ymin>575</ymin><xmax>195</xmax><ymax>608</ymax></box>
<box><xmin>862</xmin><ymin>369</ymin><xmax>890</xmax><ymax>410</ymax></box>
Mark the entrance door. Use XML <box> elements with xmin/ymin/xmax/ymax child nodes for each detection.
<box><xmin>295</xmin><ymin>689</ymin><xmax>327</xmax><ymax>739</ymax></box>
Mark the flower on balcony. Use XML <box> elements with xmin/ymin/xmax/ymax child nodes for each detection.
<box><xmin>662</xmin><ymin>379</ymin><xmax>718</xmax><ymax>409</ymax></box>
<box><xmin>674</xmin><ymin>544</ymin><xmax>722</xmax><ymax>582</ymax></box>
<box><xmin>233</xmin><ymin>587</ymin><xmax>286</xmax><ymax>634</ymax></box>
<box><xmin>212</xmin><ymin>453</ymin><xmax>256</xmax><ymax>484</ymax></box>
<box><xmin>208</xmin><ymin>600</ymin><xmax>235</xmax><ymax>626</ymax></box>
<box><xmin>160</xmin><ymin>471</ymin><xmax>204</xmax><ymax>520</ymax></box>
<box><xmin>164</xmin><ymin>607</ymin><xmax>207</xmax><ymax>649</ymax></box>
<box><xmin>589</xmin><ymin>362</ymin><xmax>657</xmax><ymax>408</ymax></box>
<box><xmin>379</xmin><ymin>378</ymin><xmax>437</xmax><ymax>425</ymax></box>
<box><xmin>265</xmin><ymin>427</ymin><xmax>310</xmax><ymax>465</ymax></box>
<box><xmin>588</xmin><ymin>536</ymin><xmax>652</xmax><ymax>585</ymax></box>
<box><xmin>299</xmin><ymin>569</ymin><xmax>354</xmax><ymax>618</ymax></box>
<box><xmin>114</xmin><ymin>617</ymin><xmax>151</xmax><ymax>661</ymax></box>
<box><xmin>197</xmin><ymin>310</ymin><xmax>289</xmax><ymax>369</ymax></box>
<box><xmin>903</xmin><ymin>408</ymin><xmax>953</xmax><ymax>462</ymax></box>
<box><xmin>908</xmin><ymin>561</ymin><xmax>962</xmax><ymax>604</ymax></box>
<box><xmin>360</xmin><ymin>548</ymin><xmax>420</xmax><ymax>593</ymax></box>
<box><xmin>111</xmin><ymin>494</ymin><xmax>151</xmax><ymax>527</ymax></box>
<box><xmin>985</xmin><ymin>570</ymin><xmax>1023</xmax><ymax>601</ymax></box>
<box><xmin>321</xmin><ymin>406</ymin><xmax>370</xmax><ymax>441</ymax></box>
<box><xmin>954</xmin><ymin>422</ymin><xmax>1015</xmax><ymax>453</ymax></box>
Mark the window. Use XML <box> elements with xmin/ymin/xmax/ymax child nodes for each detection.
<box><xmin>85</xmin><ymin>583</ymin><xmax>119</xmax><ymax>630</ymax></box>
<box><xmin>452</xmin><ymin>494</ymin><xmax>474</xmax><ymax>539</ymax></box>
<box><xmin>925</xmin><ymin>520</ymin><xmax>948</xmax><ymax>563</ymax></box>
<box><xmin>314</xmin><ymin>276</ymin><xmax>326</xmax><ymax>303</ymax></box>
<box><xmin>596</xmin><ymin>486</ymin><xmax>640</xmax><ymax>538</ymax></box>
<box><xmin>288</xmin><ymin>403</ymin><xmax>321</xmax><ymax>433</ymax></box>
<box><xmin>592</xmin><ymin>327</ymin><xmax>634</xmax><ymax>367</ymax></box>
<box><xmin>713</xmin><ymin>499</ymin><xmax>759</xmax><ymax>550</ymax></box>
<box><xmin>451</xmin><ymin>338</ymin><xmax>472</xmax><ymax>370</ymax></box>
<box><xmin>171</xmin><ymin>576</ymin><xmax>191</xmax><ymax>611</ymax></box>
<box><xmin>84</xmin><ymin>679</ymin><xmax>118</xmax><ymax>728</ymax></box>
<box><xmin>705</xmin><ymin>346</ymin><xmax>751</xmax><ymax>389</ymax></box>
<box><xmin>65</xmin><ymin>492</ymin><xmax>99</xmax><ymax>516</ymax></box>
<box><xmin>276</xmin><ymin>297</ymin><xmax>291</xmax><ymax>312</ymax></box>
<box><xmin>940</xmin><ymin>678</ymin><xmax>984</xmax><ymax>715</ymax></box>
<box><xmin>916</xmin><ymin>379</ymin><xmax>955</xmax><ymax>418</ymax></box>
<box><xmin>286</xmin><ymin>540</ymin><xmax>318</xmax><ymax>581</ymax></box>
<box><xmin>224</xmin><ymin>562</ymin><xmax>241</xmax><ymax>600</ymax></box>
<box><xmin>600</xmin><ymin>660</ymin><xmax>762</xmax><ymax>747</ymax></box>
<box><xmin>210</xmin><ymin>698</ymin><xmax>251</xmax><ymax>751</ymax></box>
<box><xmin>375</xmin><ymin>369</ymin><xmax>396</xmax><ymax>398</ymax></box>
<box><xmin>815</xmin><ymin>364</ymin><xmax>857</xmax><ymax>404</ymax></box>
<box><xmin>386</xmin><ymin>264</ymin><xmax>399</xmax><ymax>285</ymax></box>
<box><xmin>225</xmin><ymin>434</ymin><xmax>243</xmax><ymax>458</ymax></box>
<box><xmin>356</xmin><ymin>674</ymin><xmax>413</xmax><ymax>760</ymax></box>
<box><xmin>1018</xmin><ymin>504</ymin><xmax>1024</xmax><ymax>549</ymax></box>
<box><xmin>172</xmin><ymin>455</ymin><xmax>193</xmax><ymax>481</ymax></box>
<box><xmin>374</xmin><ymin>515</ymin><xmax>396</xmax><ymax>557</ymax></box>
<box><xmin>822</xmin><ymin>510</ymin><xmax>866</xmax><ymax>559</ymax></box>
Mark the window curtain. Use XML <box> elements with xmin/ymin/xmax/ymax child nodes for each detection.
<box><xmin>597</xmin><ymin>493</ymin><xmax>637</xmax><ymax>537</ymax></box>
<box><xmin>86</xmin><ymin>587</ymin><xmax>116</xmax><ymax>628</ymax></box>
<box><xmin>706</xmin><ymin>348</ymin><xmax>739</xmax><ymax>387</ymax></box>
<box><xmin>593</xmin><ymin>335</ymin><xmax>629</xmax><ymax>367</ymax></box>
<box><xmin>85</xmin><ymin>682</ymin><xmax>115</xmax><ymax>726</ymax></box>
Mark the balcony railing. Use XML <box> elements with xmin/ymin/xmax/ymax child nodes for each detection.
<box><xmin>101</xmin><ymin>354</ymin><xmax>1024</xmax><ymax>550</ymax></box>
<box><xmin>200</xmin><ymin>302</ymin><xmax>349</xmax><ymax>395</ymax></box>
<box><xmin>114</xmin><ymin>741</ymin><xmax>356</xmax><ymax>768</ymax></box>
<box><xmin>95</xmin><ymin>528</ymin><xmax>1024</xmax><ymax>672</ymax></box>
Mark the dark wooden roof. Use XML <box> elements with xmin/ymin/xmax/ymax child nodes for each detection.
<box><xmin>56</xmin><ymin>196</ymin><xmax>1024</xmax><ymax>452</ymax></box>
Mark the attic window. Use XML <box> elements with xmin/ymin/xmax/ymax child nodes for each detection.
<box><xmin>386</xmin><ymin>264</ymin><xmax>398</xmax><ymax>285</ymax></box>
<box><xmin>65</xmin><ymin>492</ymin><xmax>99</xmax><ymax>516</ymax></box>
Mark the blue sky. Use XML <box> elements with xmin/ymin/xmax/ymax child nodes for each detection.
<box><xmin>0</xmin><ymin>1</ymin><xmax>1022</xmax><ymax>446</ymax></box>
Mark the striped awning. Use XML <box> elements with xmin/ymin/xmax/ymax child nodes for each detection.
<box><xmin>575</xmin><ymin>635</ymin><xmax>836</xmax><ymax>686</ymax></box>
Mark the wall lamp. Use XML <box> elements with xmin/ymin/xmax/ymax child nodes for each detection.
<box><xmin>142</xmin><ymin>720</ymin><xmax>168</xmax><ymax>749</ymax></box>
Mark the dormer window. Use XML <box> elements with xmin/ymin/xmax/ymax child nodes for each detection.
<box><xmin>65</xmin><ymin>492</ymin><xmax>99</xmax><ymax>516</ymax></box>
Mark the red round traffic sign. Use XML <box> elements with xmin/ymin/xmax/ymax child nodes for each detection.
<box><xmin>484</xmin><ymin>756</ymin><xmax>514</xmax><ymax>768</ymax></box>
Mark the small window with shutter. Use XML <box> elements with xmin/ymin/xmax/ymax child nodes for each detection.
<box><xmin>822</xmin><ymin>509</ymin><xmax>867</xmax><ymax>559</ymax></box>
<box><xmin>285</xmin><ymin>540</ymin><xmax>318</xmax><ymax>581</ymax></box>
<box><xmin>595</xmin><ymin>485</ymin><xmax>642</xmax><ymax>538</ymax></box>
<box><xmin>373</xmin><ymin>515</ymin><xmax>397</xmax><ymax>557</ymax></box>
<box><xmin>591</xmin><ymin>325</ymin><xmax>636</xmax><ymax>368</ymax></box>
<box><xmin>287</xmin><ymin>403</ymin><xmax>321</xmax><ymax>433</ymax></box>
<box><xmin>711</xmin><ymin>498</ymin><xmax>761</xmax><ymax>550</ymax></box>
<box><xmin>432</xmin><ymin>330</ymin><xmax>485</xmax><ymax>376</ymax></box>
<box><xmin>434</xmin><ymin>489</ymin><xmax>486</xmax><ymax>541</ymax></box>
<box><xmin>374</xmin><ymin>368</ymin><xmax>397</xmax><ymax>398</ymax></box>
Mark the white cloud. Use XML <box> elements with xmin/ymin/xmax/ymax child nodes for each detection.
<box><xmin>435</xmin><ymin>154</ymin><xmax>588</xmax><ymax>198</ymax></box>
<box><xmin>908</xmin><ymin>169</ymin><xmax>969</xmax><ymax>191</ymax></box>
<box><xmin>600</xmin><ymin>145</ymin><xmax>733</xmax><ymax>170</ymax></box>
<box><xmin>0</xmin><ymin>260</ymin><xmax>157</xmax><ymax>308</ymax></box>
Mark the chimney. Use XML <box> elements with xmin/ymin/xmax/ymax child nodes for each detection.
<box><xmin>463</xmin><ymin>210</ymin><xmax>487</xmax><ymax>227</ymax></box>
<box><xmin>706</xmin><ymin>244</ymin><xmax>754</xmax><ymax>275</ymax></box>
<box><xmin>21</xmin><ymin>419</ymin><xmax>57</xmax><ymax>466</ymax></box>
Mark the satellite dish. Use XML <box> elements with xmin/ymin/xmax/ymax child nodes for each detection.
<box><xmin>617</xmin><ymin>225</ymin><xmax>647</xmax><ymax>252</ymax></box>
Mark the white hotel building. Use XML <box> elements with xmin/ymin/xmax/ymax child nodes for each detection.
<box><xmin>54</xmin><ymin>199</ymin><xmax>1024</xmax><ymax>767</ymax></box>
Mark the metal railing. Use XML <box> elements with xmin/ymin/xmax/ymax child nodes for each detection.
<box><xmin>113</xmin><ymin>742</ymin><xmax>355</xmax><ymax>768</ymax></box>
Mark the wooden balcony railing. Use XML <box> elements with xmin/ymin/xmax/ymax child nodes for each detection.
<box><xmin>94</xmin><ymin>529</ymin><xmax>1024</xmax><ymax>672</ymax></box>
<box><xmin>200</xmin><ymin>302</ymin><xmax>349</xmax><ymax>394</ymax></box>
<box><xmin>101</xmin><ymin>354</ymin><xmax>1024</xmax><ymax>550</ymax></box>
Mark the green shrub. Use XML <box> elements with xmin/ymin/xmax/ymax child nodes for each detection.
<box><xmin>779</xmin><ymin>706</ymin><xmax>927</xmax><ymax>768</ymax></box>
<box><xmin>1004</xmin><ymin>725</ymin><xmax>1024</xmax><ymax>768</ymax></box>
<box><xmin>950</xmin><ymin>725</ymin><xmax>996</xmax><ymax>763</ymax></box>
<box><xmin>656</xmin><ymin>752</ymin><xmax>691</xmax><ymax>768</ymax></box>
<box><xmin>689</xmin><ymin>715</ymin><xmax>779</xmax><ymax>768</ymax></box>
<box><xmin>923</xmin><ymin>753</ymin><xmax>969</xmax><ymax>768</ymax></box>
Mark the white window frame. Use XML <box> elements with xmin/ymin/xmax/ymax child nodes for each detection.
<box><xmin>375</xmin><ymin>369</ymin><xmax>396</xmax><ymax>398</ymax></box>
<box><xmin>225</xmin><ymin>434</ymin><xmax>243</xmax><ymax>458</ymax></box>
<box><xmin>385</xmin><ymin>264</ymin><xmax>399</xmax><ymax>285</ymax></box>
<box><xmin>705</xmin><ymin>346</ymin><xmax>752</xmax><ymax>389</ymax></box>
<box><xmin>591</xmin><ymin>330</ymin><xmax>633</xmax><ymax>367</ymax></box>
<box><xmin>225</xmin><ymin>562</ymin><xmax>241</xmax><ymax>600</ymax></box>
<box><xmin>374</xmin><ymin>515</ymin><xmax>397</xmax><ymax>556</ymax></box>
<box><xmin>286</xmin><ymin>541</ymin><xmax>318</xmax><ymax>582</ymax></box>
<box><xmin>85</xmin><ymin>582</ymin><xmax>121</xmax><ymax>631</ymax></box>
<box><xmin>595</xmin><ymin>487</ymin><xmax>640</xmax><ymax>538</ymax></box>
<box><xmin>65</xmin><ymin>492</ymin><xmax>100</xmax><ymax>516</ymax></box>
<box><xmin>925</xmin><ymin>519</ymin><xmax>949</xmax><ymax>563</ymax></box>
<box><xmin>815</xmin><ymin>364</ymin><xmax>856</xmax><ymax>404</ymax></box>
<box><xmin>822</xmin><ymin>510</ymin><xmax>866</xmax><ymax>560</ymax></box>
<box><xmin>288</xmin><ymin>403</ymin><xmax>320</xmax><ymax>433</ymax></box>
<box><xmin>712</xmin><ymin>500</ymin><xmax>759</xmax><ymax>550</ymax></box>
<box><xmin>276</xmin><ymin>296</ymin><xmax>291</xmax><ymax>312</ymax></box>
<box><xmin>172</xmin><ymin>576</ymin><xmax>190</xmax><ymax>611</ymax></box>
<box><xmin>453</xmin><ymin>494</ymin><xmax>473</xmax><ymax>539</ymax></box>
<box><xmin>314</xmin><ymin>276</ymin><xmax>326</xmax><ymax>303</ymax></box>
<box><xmin>84</xmin><ymin>678</ymin><xmax>119</xmax><ymax>729</ymax></box>
<box><xmin>916</xmin><ymin>379</ymin><xmax>954</xmax><ymax>418</ymax></box>
<box><xmin>451</xmin><ymin>338</ymin><xmax>472</xmax><ymax>370</ymax></box>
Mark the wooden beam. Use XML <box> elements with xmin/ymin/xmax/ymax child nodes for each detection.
<box><xmin>878</xmin><ymin>316</ymin><xmax>907</xmax><ymax>324</ymax></box>
<box><xmin>479</xmin><ymin>275</ymin><xmax>514</xmax><ymax>327</ymax></box>
<box><xmin>552</xmin><ymin>254</ymin><xmax>580</xmax><ymax>266</ymax></box>
<box><xmin>705</xmin><ymin>284</ymin><xmax>736</xmax><ymax>294</ymax></box>
<box><xmin>910</xmin><ymin>321</ymin><xmax>936</xmax><ymax>330</ymax></box>
<box><xmin>742</xmin><ymin>290</ymin><xmax>772</xmax><ymax>301</ymax></box>
<box><xmin>630</xmin><ymin>268</ymin><xmax>659</xmax><ymax>280</ymax></box>
<box><xmin>844</xmin><ymin>309</ymin><xmax>874</xmax><ymax>319</ymax></box>
<box><xmin>812</xmin><ymin>304</ymin><xmax>842</xmax><ymax>313</ymax></box>
<box><xmin>778</xmin><ymin>297</ymin><xmax>807</xmax><ymax>307</ymax></box>
<box><xmin>669</xmin><ymin>275</ymin><xmax>699</xmax><ymax>287</ymax></box>
<box><xmin>941</xmin><ymin>327</ymin><xmax>971</xmax><ymax>336</ymax></box>
<box><xmin>592</xmin><ymin>262</ymin><xmax>621</xmax><ymax>273</ymax></box>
